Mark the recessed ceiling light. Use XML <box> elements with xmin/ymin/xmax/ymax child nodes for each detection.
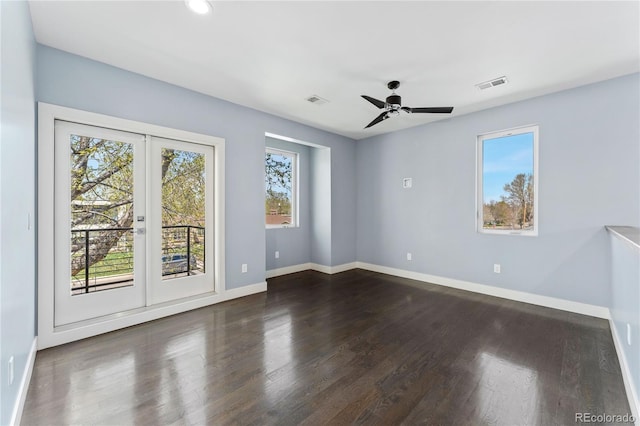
<box><xmin>185</xmin><ymin>0</ymin><xmax>212</xmax><ymax>15</ymax></box>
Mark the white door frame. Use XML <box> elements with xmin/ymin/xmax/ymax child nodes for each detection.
<box><xmin>38</xmin><ymin>103</ymin><xmax>226</xmax><ymax>348</ymax></box>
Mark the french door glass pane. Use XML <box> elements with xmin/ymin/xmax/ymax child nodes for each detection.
<box><xmin>161</xmin><ymin>148</ymin><xmax>206</xmax><ymax>280</ymax></box>
<box><xmin>70</xmin><ymin>134</ymin><xmax>135</xmax><ymax>295</ymax></box>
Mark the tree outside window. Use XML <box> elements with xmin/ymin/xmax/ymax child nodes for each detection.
<box><xmin>478</xmin><ymin>126</ymin><xmax>538</xmax><ymax>235</ymax></box>
<box><xmin>265</xmin><ymin>149</ymin><xmax>297</xmax><ymax>227</ymax></box>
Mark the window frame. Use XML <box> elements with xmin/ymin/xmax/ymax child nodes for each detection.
<box><xmin>476</xmin><ymin>124</ymin><xmax>539</xmax><ymax>236</ymax></box>
<box><xmin>265</xmin><ymin>147</ymin><xmax>299</xmax><ymax>229</ymax></box>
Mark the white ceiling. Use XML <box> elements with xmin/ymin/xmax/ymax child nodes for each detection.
<box><xmin>28</xmin><ymin>1</ymin><xmax>640</xmax><ymax>140</ymax></box>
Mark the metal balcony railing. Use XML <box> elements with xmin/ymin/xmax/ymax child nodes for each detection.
<box><xmin>71</xmin><ymin>225</ymin><xmax>205</xmax><ymax>295</ymax></box>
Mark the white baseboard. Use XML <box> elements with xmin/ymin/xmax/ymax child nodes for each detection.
<box><xmin>39</xmin><ymin>282</ymin><xmax>267</xmax><ymax>349</ymax></box>
<box><xmin>355</xmin><ymin>262</ymin><xmax>610</xmax><ymax>319</ymax></box>
<box><xmin>310</xmin><ymin>262</ymin><xmax>358</xmax><ymax>275</ymax></box>
<box><xmin>11</xmin><ymin>337</ymin><xmax>37</xmax><ymax>426</ymax></box>
<box><xmin>266</xmin><ymin>262</ymin><xmax>358</xmax><ymax>278</ymax></box>
<box><xmin>223</xmin><ymin>282</ymin><xmax>268</xmax><ymax>299</ymax></box>
<box><xmin>308</xmin><ymin>263</ymin><xmax>333</xmax><ymax>274</ymax></box>
<box><xmin>266</xmin><ymin>261</ymin><xmax>609</xmax><ymax>319</ymax></box>
<box><xmin>323</xmin><ymin>262</ymin><xmax>358</xmax><ymax>274</ymax></box>
<box><xmin>266</xmin><ymin>263</ymin><xmax>313</xmax><ymax>279</ymax></box>
<box><xmin>610</xmin><ymin>318</ymin><xmax>640</xmax><ymax>423</ymax></box>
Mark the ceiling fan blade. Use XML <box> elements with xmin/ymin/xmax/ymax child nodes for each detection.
<box><xmin>364</xmin><ymin>111</ymin><xmax>389</xmax><ymax>128</ymax></box>
<box><xmin>401</xmin><ymin>107</ymin><xmax>411</xmax><ymax>113</ymax></box>
<box><xmin>409</xmin><ymin>107</ymin><xmax>454</xmax><ymax>114</ymax></box>
<box><xmin>361</xmin><ymin>95</ymin><xmax>386</xmax><ymax>109</ymax></box>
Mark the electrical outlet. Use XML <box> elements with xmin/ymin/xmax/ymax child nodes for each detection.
<box><xmin>407</xmin><ymin>252</ymin><xmax>412</xmax><ymax>261</ymax></box>
<box><xmin>628</xmin><ymin>323</ymin><xmax>632</xmax><ymax>346</ymax></box>
<box><xmin>402</xmin><ymin>178</ymin><xmax>413</xmax><ymax>189</ymax></box>
<box><xmin>275</xmin><ymin>251</ymin><xmax>279</xmax><ymax>259</ymax></box>
<box><xmin>493</xmin><ymin>264</ymin><xmax>501</xmax><ymax>274</ymax></box>
<box><xmin>8</xmin><ymin>356</ymin><xmax>14</xmax><ymax>385</ymax></box>
<box><xmin>241</xmin><ymin>264</ymin><xmax>247</xmax><ymax>273</ymax></box>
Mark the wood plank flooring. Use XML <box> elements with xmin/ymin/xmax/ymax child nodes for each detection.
<box><xmin>22</xmin><ymin>269</ymin><xmax>631</xmax><ymax>425</ymax></box>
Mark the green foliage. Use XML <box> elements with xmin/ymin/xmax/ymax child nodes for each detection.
<box><xmin>502</xmin><ymin>173</ymin><xmax>534</xmax><ymax>229</ymax></box>
<box><xmin>483</xmin><ymin>173</ymin><xmax>534</xmax><ymax>230</ymax></box>
<box><xmin>265</xmin><ymin>152</ymin><xmax>293</xmax><ymax>217</ymax></box>
<box><xmin>73</xmin><ymin>251</ymin><xmax>133</xmax><ymax>280</ymax></box>
<box><xmin>265</xmin><ymin>152</ymin><xmax>292</xmax><ymax>193</ymax></box>
<box><xmin>70</xmin><ymin>135</ymin><xmax>134</xmax><ymax>228</ymax></box>
<box><xmin>161</xmin><ymin>148</ymin><xmax>206</xmax><ymax>227</ymax></box>
<box><xmin>483</xmin><ymin>200</ymin><xmax>511</xmax><ymax>226</ymax></box>
<box><xmin>70</xmin><ymin>137</ymin><xmax>207</xmax><ymax>278</ymax></box>
<box><xmin>265</xmin><ymin>191</ymin><xmax>291</xmax><ymax>215</ymax></box>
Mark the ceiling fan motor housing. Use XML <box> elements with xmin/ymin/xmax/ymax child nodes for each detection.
<box><xmin>386</xmin><ymin>94</ymin><xmax>401</xmax><ymax>108</ymax></box>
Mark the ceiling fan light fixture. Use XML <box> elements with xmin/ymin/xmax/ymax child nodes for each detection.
<box><xmin>361</xmin><ymin>80</ymin><xmax>454</xmax><ymax>129</ymax></box>
<box><xmin>185</xmin><ymin>0</ymin><xmax>212</xmax><ymax>15</ymax></box>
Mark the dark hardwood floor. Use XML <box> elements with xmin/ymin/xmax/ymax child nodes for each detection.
<box><xmin>22</xmin><ymin>269</ymin><xmax>630</xmax><ymax>425</ymax></box>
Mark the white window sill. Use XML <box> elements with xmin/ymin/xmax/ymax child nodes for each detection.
<box><xmin>266</xmin><ymin>225</ymin><xmax>299</xmax><ymax>230</ymax></box>
<box><xmin>479</xmin><ymin>229</ymin><xmax>538</xmax><ymax>237</ymax></box>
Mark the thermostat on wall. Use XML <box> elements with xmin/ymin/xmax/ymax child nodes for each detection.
<box><xmin>402</xmin><ymin>178</ymin><xmax>412</xmax><ymax>188</ymax></box>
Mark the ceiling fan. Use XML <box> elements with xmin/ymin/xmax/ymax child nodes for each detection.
<box><xmin>361</xmin><ymin>81</ymin><xmax>454</xmax><ymax>128</ymax></box>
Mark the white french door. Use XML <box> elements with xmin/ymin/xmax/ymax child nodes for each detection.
<box><xmin>148</xmin><ymin>137</ymin><xmax>215</xmax><ymax>304</ymax></box>
<box><xmin>54</xmin><ymin>121</ymin><xmax>147</xmax><ymax>326</ymax></box>
<box><xmin>54</xmin><ymin>121</ymin><xmax>215</xmax><ymax>326</ymax></box>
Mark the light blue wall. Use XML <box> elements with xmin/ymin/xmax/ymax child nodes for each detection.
<box><xmin>356</xmin><ymin>73</ymin><xmax>640</xmax><ymax>307</ymax></box>
<box><xmin>331</xmin><ymin>136</ymin><xmax>356</xmax><ymax>266</ymax></box>
<box><xmin>609</xmin><ymin>232</ymin><xmax>640</xmax><ymax>410</ymax></box>
<box><xmin>265</xmin><ymin>137</ymin><xmax>311</xmax><ymax>270</ymax></box>
<box><xmin>0</xmin><ymin>1</ymin><xmax>37</xmax><ymax>423</ymax></box>
<box><xmin>310</xmin><ymin>147</ymin><xmax>332</xmax><ymax>266</ymax></box>
<box><xmin>36</xmin><ymin>45</ymin><xmax>358</xmax><ymax>289</ymax></box>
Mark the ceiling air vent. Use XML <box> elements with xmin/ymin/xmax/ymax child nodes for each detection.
<box><xmin>476</xmin><ymin>76</ymin><xmax>508</xmax><ymax>90</ymax></box>
<box><xmin>306</xmin><ymin>95</ymin><xmax>329</xmax><ymax>105</ymax></box>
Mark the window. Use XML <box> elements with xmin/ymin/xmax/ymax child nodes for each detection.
<box><xmin>477</xmin><ymin>125</ymin><xmax>538</xmax><ymax>235</ymax></box>
<box><xmin>265</xmin><ymin>148</ymin><xmax>298</xmax><ymax>228</ymax></box>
